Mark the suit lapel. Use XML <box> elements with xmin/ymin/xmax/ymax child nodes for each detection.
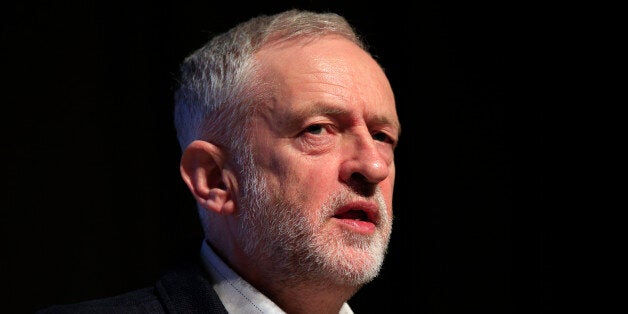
<box><xmin>155</xmin><ymin>260</ymin><xmax>229</xmax><ymax>314</ymax></box>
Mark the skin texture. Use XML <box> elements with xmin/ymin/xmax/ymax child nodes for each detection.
<box><xmin>181</xmin><ymin>35</ymin><xmax>399</xmax><ymax>314</ymax></box>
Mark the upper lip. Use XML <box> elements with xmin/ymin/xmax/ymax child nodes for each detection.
<box><xmin>332</xmin><ymin>201</ymin><xmax>380</xmax><ymax>225</ymax></box>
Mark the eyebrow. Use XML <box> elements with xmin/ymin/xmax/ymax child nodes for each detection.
<box><xmin>295</xmin><ymin>103</ymin><xmax>349</xmax><ymax>120</ymax></box>
<box><xmin>283</xmin><ymin>102</ymin><xmax>401</xmax><ymax>134</ymax></box>
<box><xmin>278</xmin><ymin>104</ymin><xmax>344</xmax><ymax>131</ymax></box>
<box><xmin>371</xmin><ymin>114</ymin><xmax>402</xmax><ymax>135</ymax></box>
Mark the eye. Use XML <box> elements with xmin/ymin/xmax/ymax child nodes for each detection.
<box><xmin>297</xmin><ymin>123</ymin><xmax>336</xmax><ymax>153</ymax></box>
<box><xmin>304</xmin><ymin>124</ymin><xmax>325</xmax><ymax>135</ymax></box>
<box><xmin>372</xmin><ymin>131</ymin><xmax>394</xmax><ymax>144</ymax></box>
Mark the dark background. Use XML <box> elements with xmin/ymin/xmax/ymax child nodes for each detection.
<box><xmin>3</xmin><ymin>1</ymin><xmax>549</xmax><ymax>313</ymax></box>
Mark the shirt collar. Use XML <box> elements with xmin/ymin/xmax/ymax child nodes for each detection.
<box><xmin>200</xmin><ymin>239</ymin><xmax>354</xmax><ymax>314</ymax></box>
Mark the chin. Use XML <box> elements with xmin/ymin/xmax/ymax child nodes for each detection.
<box><xmin>319</xmin><ymin>229</ymin><xmax>389</xmax><ymax>287</ymax></box>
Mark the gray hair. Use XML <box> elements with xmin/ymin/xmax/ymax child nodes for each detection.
<box><xmin>173</xmin><ymin>9</ymin><xmax>366</xmax><ymax>160</ymax></box>
<box><xmin>174</xmin><ymin>10</ymin><xmax>368</xmax><ymax>237</ymax></box>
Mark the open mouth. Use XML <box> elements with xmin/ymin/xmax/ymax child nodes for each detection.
<box><xmin>333</xmin><ymin>209</ymin><xmax>369</xmax><ymax>221</ymax></box>
<box><xmin>332</xmin><ymin>206</ymin><xmax>378</xmax><ymax>234</ymax></box>
<box><xmin>332</xmin><ymin>201</ymin><xmax>380</xmax><ymax>230</ymax></box>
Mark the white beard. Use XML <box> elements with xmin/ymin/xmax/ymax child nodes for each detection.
<box><xmin>235</xmin><ymin>151</ymin><xmax>393</xmax><ymax>288</ymax></box>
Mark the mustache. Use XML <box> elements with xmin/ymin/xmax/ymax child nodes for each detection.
<box><xmin>322</xmin><ymin>186</ymin><xmax>387</xmax><ymax>218</ymax></box>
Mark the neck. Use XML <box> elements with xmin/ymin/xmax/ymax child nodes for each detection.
<box><xmin>260</xmin><ymin>280</ymin><xmax>357</xmax><ymax>314</ymax></box>
<box><xmin>230</xmin><ymin>249</ymin><xmax>358</xmax><ymax>314</ymax></box>
<box><xmin>207</xmin><ymin>235</ymin><xmax>360</xmax><ymax>313</ymax></box>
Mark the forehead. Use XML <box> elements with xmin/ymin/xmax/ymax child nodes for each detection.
<box><xmin>253</xmin><ymin>35</ymin><xmax>398</xmax><ymax>126</ymax></box>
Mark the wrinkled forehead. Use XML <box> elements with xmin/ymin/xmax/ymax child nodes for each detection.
<box><xmin>255</xmin><ymin>35</ymin><xmax>386</xmax><ymax>79</ymax></box>
<box><xmin>250</xmin><ymin>35</ymin><xmax>399</xmax><ymax>131</ymax></box>
<box><xmin>252</xmin><ymin>35</ymin><xmax>395</xmax><ymax>104</ymax></box>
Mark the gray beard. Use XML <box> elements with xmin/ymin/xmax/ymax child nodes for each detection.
<box><xmin>235</xmin><ymin>151</ymin><xmax>392</xmax><ymax>288</ymax></box>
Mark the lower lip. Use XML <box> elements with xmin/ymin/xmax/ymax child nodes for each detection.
<box><xmin>333</xmin><ymin>218</ymin><xmax>376</xmax><ymax>234</ymax></box>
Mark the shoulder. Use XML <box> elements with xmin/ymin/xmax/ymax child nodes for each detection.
<box><xmin>37</xmin><ymin>287</ymin><xmax>164</xmax><ymax>314</ymax></box>
<box><xmin>38</xmin><ymin>260</ymin><xmax>228</xmax><ymax>314</ymax></box>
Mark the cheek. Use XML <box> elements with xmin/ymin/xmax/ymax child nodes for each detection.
<box><xmin>383</xmin><ymin>164</ymin><xmax>396</xmax><ymax>213</ymax></box>
<box><xmin>381</xmin><ymin>182</ymin><xmax>395</xmax><ymax>212</ymax></box>
<box><xmin>297</xmin><ymin>164</ymin><xmax>336</xmax><ymax>201</ymax></box>
<box><xmin>263</xmin><ymin>152</ymin><xmax>328</xmax><ymax>199</ymax></box>
<box><xmin>286</xmin><ymin>159</ymin><xmax>340</xmax><ymax>212</ymax></box>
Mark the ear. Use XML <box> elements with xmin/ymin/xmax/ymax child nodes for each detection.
<box><xmin>180</xmin><ymin>140</ymin><xmax>236</xmax><ymax>216</ymax></box>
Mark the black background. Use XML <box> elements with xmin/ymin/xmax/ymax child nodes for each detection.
<box><xmin>3</xmin><ymin>1</ymin><xmax>549</xmax><ymax>313</ymax></box>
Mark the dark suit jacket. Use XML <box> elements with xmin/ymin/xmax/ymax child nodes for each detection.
<box><xmin>37</xmin><ymin>260</ymin><xmax>229</xmax><ymax>314</ymax></box>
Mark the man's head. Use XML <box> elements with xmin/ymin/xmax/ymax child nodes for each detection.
<box><xmin>175</xmin><ymin>9</ymin><xmax>400</xmax><ymax>303</ymax></box>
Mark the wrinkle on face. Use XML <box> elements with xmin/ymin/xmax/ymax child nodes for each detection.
<box><xmin>236</xmin><ymin>35</ymin><xmax>399</xmax><ymax>290</ymax></box>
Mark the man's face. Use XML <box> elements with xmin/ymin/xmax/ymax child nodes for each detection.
<box><xmin>237</xmin><ymin>35</ymin><xmax>399</xmax><ymax>287</ymax></box>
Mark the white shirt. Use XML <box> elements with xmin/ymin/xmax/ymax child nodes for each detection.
<box><xmin>200</xmin><ymin>240</ymin><xmax>354</xmax><ymax>314</ymax></box>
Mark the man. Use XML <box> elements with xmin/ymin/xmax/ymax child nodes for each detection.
<box><xmin>41</xmin><ymin>9</ymin><xmax>400</xmax><ymax>314</ymax></box>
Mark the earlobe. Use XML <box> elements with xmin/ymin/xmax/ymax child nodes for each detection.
<box><xmin>180</xmin><ymin>140</ymin><xmax>235</xmax><ymax>215</ymax></box>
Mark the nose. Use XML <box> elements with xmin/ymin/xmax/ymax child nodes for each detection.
<box><xmin>339</xmin><ymin>132</ymin><xmax>390</xmax><ymax>187</ymax></box>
